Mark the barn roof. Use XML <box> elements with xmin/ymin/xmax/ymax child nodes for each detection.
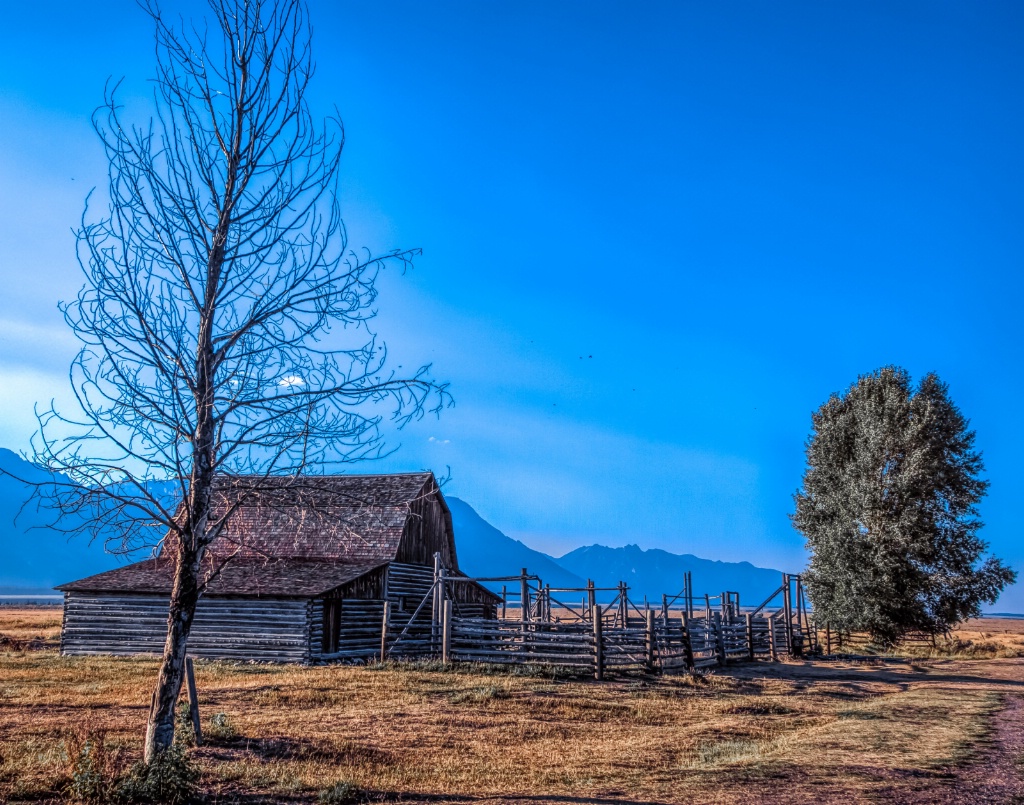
<box><xmin>58</xmin><ymin>471</ymin><xmax>462</xmax><ymax>597</ymax></box>
<box><xmin>57</xmin><ymin>557</ymin><xmax>385</xmax><ymax>598</ymax></box>
<box><xmin>164</xmin><ymin>472</ymin><xmax>442</xmax><ymax>565</ymax></box>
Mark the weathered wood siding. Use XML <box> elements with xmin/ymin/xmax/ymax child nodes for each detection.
<box><xmin>311</xmin><ymin>563</ymin><xmax>433</xmax><ymax>661</ymax></box>
<box><xmin>396</xmin><ymin>486</ymin><xmax>457</xmax><ymax>568</ymax></box>
<box><xmin>62</xmin><ymin>592</ymin><xmax>310</xmax><ymax>663</ymax></box>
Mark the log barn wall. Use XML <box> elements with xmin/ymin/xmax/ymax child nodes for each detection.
<box><xmin>61</xmin><ymin>592</ymin><xmax>311</xmax><ymax>663</ymax></box>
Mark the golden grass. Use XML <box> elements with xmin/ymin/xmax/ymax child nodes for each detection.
<box><xmin>0</xmin><ymin>606</ymin><xmax>62</xmax><ymax>648</ymax></box>
<box><xmin>1</xmin><ymin>607</ymin><xmax>1022</xmax><ymax>804</ymax></box>
<box><xmin>824</xmin><ymin>617</ymin><xmax>1024</xmax><ymax>660</ymax></box>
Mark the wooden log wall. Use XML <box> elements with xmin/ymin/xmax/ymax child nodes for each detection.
<box><xmin>61</xmin><ymin>592</ymin><xmax>311</xmax><ymax>663</ymax></box>
<box><xmin>310</xmin><ymin>563</ymin><xmax>496</xmax><ymax>662</ymax></box>
<box><xmin>311</xmin><ymin>563</ymin><xmax>434</xmax><ymax>661</ymax></box>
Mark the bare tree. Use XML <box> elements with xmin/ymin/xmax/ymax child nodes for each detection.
<box><xmin>31</xmin><ymin>0</ymin><xmax>448</xmax><ymax>761</ymax></box>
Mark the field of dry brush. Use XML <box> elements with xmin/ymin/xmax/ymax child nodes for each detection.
<box><xmin>2</xmin><ymin>607</ymin><xmax>1024</xmax><ymax>804</ymax></box>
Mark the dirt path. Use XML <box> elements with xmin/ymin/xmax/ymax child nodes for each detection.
<box><xmin>904</xmin><ymin>692</ymin><xmax>1024</xmax><ymax>804</ymax></box>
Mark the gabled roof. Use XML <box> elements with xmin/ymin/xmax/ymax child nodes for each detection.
<box><xmin>164</xmin><ymin>472</ymin><xmax>440</xmax><ymax>565</ymax></box>
<box><xmin>57</xmin><ymin>556</ymin><xmax>385</xmax><ymax>598</ymax></box>
<box><xmin>58</xmin><ymin>472</ymin><xmax>457</xmax><ymax>597</ymax></box>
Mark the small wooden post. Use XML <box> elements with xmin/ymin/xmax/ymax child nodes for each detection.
<box><xmin>618</xmin><ymin>582</ymin><xmax>628</xmax><ymax>626</ymax></box>
<box><xmin>501</xmin><ymin>585</ymin><xmax>507</xmax><ymax>620</ymax></box>
<box><xmin>442</xmin><ymin>599</ymin><xmax>453</xmax><ymax>664</ymax></box>
<box><xmin>645</xmin><ymin>607</ymin><xmax>656</xmax><ymax>673</ymax></box>
<box><xmin>184</xmin><ymin>657</ymin><xmax>202</xmax><ymax>747</ymax></box>
<box><xmin>745</xmin><ymin>612</ymin><xmax>754</xmax><ymax>662</ymax></box>
<box><xmin>380</xmin><ymin>600</ymin><xmax>391</xmax><ymax>662</ymax></box>
<box><xmin>686</xmin><ymin>571</ymin><xmax>693</xmax><ymax>618</ymax></box>
<box><xmin>713</xmin><ymin>611</ymin><xmax>726</xmax><ymax>665</ymax></box>
<box><xmin>593</xmin><ymin>604</ymin><xmax>604</xmax><ymax>681</ymax></box>
<box><xmin>767</xmin><ymin>614</ymin><xmax>777</xmax><ymax>661</ymax></box>
<box><xmin>432</xmin><ymin>553</ymin><xmax>442</xmax><ymax>653</ymax></box>
<box><xmin>520</xmin><ymin>568</ymin><xmax>530</xmax><ymax>623</ymax></box>
<box><xmin>826</xmin><ymin>623</ymin><xmax>832</xmax><ymax>656</ymax></box>
<box><xmin>680</xmin><ymin>611</ymin><xmax>695</xmax><ymax>671</ymax></box>
<box><xmin>544</xmin><ymin>583</ymin><xmax>552</xmax><ymax>623</ymax></box>
<box><xmin>661</xmin><ymin>594</ymin><xmax>669</xmax><ymax>628</ymax></box>
<box><xmin>720</xmin><ymin>591</ymin><xmax>728</xmax><ymax>621</ymax></box>
<box><xmin>704</xmin><ymin>593</ymin><xmax>711</xmax><ymax>622</ymax></box>
<box><xmin>782</xmin><ymin>573</ymin><xmax>793</xmax><ymax>655</ymax></box>
<box><xmin>796</xmin><ymin>577</ymin><xmax>813</xmax><ymax>652</ymax></box>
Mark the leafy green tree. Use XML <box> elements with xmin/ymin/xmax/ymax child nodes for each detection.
<box><xmin>793</xmin><ymin>366</ymin><xmax>1015</xmax><ymax>646</ymax></box>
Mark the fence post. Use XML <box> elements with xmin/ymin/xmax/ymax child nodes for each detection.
<box><xmin>645</xmin><ymin>608</ymin><xmax>656</xmax><ymax>673</ymax></box>
<box><xmin>520</xmin><ymin>568</ymin><xmax>531</xmax><ymax>623</ymax></box>
<box><xmin>767</xmin><ymin>614</ymin><xmax>777</xmax><ymax>661</ymax></box>
<box><xmin>432</xmin><ymin>553</ymin><xmax>442</xmax><ymax>653</ymax></box>
<box><xmin>587</xmin><ymin>579</ymin><xmax>596</xmax><ymax>620</ymax></box>
<box><xmin>661</xmin><ymin>594</ymin><xmax>669</xmax><ymax>628</ymax></box>
<box><xmin>593</xmin><ymin>604</ymin><xmax>604</xmax><ymax>681</ymax></box>
<box><xmin>380</xmin><ymin>600</ymin><xmax>391</xmax><ymax>662</ymax></box>
<box><xmin>704</xmin><ymin>593</ymin><xmax>711</xmax><ymax>622</ymax></box>
<box><xmin>782</xmin><ymin>573</ymin><xmax>793</xmax><ymax>655</ymax></box>
<box><xmin>501</xmin><ymin>585</ymin><xmax>507</xmax><ymax>620</ymax></box>
<box><xmin>745</xmin><ymin>612</ymin><xmax>754</xmax><ymax>662</ymax></box>
<box><xmin>680</xmin><ymin>611</ymin><xmax>695</xmax><ymax>671</ymax></box>
<box><xmin>184</xmin><ymin>657</ymin><xmax>202</xmax><ymax>747</ymax></box>
<box><xmin>442</xmin><ymin>599</ymin><xmax>452</xmax><ymax>664</ymax></box>
<box><xmin>713</xmin><ymin>611</ymin><xmax>726</xmax><ymax>665</ymax></box>
<box><xmin>619</xmin><ymin>582</ymin><xmax>628</xmax><ymax>626</ymax></box>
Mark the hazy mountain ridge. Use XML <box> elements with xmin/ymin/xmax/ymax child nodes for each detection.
<box><xmin>0</xmin><ymin>449</ymin><xmax>129</xmax><ymax>590</ymax></box>
<box><xmin>555</xmin><ymin>542</ymin><xmax>785</xmax><ymax>605</ymax></box>
<box><xmin>448</xmin><ymin>498</ymin><xmax>786</xmax><ymax>603</ymax></box>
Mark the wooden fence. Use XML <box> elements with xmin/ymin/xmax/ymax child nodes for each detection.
<box><xmin>440</xmin><ymin>608</ymin><xmax>790</xmax><ymax>677</ymax></box>
<box><xmin>365</xmin><ymin>558</ymin><xmax>815</xmax><ymax>677</ymax></box>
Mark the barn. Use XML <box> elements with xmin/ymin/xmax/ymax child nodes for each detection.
<box><xmin>57</xmin><ymin>472</ymin><xmax>499</xmax><ymax>663</ymax></box>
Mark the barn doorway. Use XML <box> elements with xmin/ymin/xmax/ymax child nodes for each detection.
<box><xmin>322</xmin><ymin>600</ymin><xmax>342</xmax><ymax>653</ymax></box>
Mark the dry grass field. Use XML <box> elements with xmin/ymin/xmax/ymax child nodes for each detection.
<box><xmin>2</xmin><ymin>607</ymin><xmax>1024</xmax><ymax>804</ymax></box>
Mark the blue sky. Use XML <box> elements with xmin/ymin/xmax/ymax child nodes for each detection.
<box><xmin>1</xmin><ymin>2</ymin><xmax>1022</xmax><ymax>608</ymax></box>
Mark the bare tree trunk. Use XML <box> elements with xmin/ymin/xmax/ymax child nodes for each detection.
<box><xmin>144</xmin><ymin>538</ymin><xmax>203</xmax><ymax>760</ymax></box>
<box><xmin>145</xmin><ymin>279</ymin><xmax>219</xmax><ymax>761</ymax></box>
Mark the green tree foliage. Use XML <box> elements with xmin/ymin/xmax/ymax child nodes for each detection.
<box><xmin>793</xmin><ymin>367</ymin><xmax>1015</xmax><ymax>646</ymax></box>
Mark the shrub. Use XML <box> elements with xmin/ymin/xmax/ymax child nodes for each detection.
<box><xmin>449</xmin><ymin>685</ymin><xmax>511</xmax><ymax>704</ymax></box>
<box><xmin>318</xmin><ymin>779</ymin><xmax>363</xmax><ymax>804</ymax></box>
<box><xmin>116</xmin><ymin>744</ymin><xmax>199</xmax><ymax>805</ymax></box>
<box><xmin>66</xmin><ymin>729</ymin><xmax>121</xmax><ymax>804</ymax></box>
<box><xmin>206</xmin><ymin>712</ymin><xmax>238</xmax><ymax>741</ymax></box>
<box><xmin>175</xmin><ymin>701</ymin><xmax>196</xmax><ymax>747</ymax></box>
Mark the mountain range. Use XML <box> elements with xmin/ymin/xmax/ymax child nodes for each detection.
<box><xmin>0</xmin><ymin>449</ymin><xmax>787</xmax><ymax>603</ymax></box>
<box><xmin>447</xmin><ymin>497</ymin><xmax>785</xmax><ymax>604</ymax></box>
